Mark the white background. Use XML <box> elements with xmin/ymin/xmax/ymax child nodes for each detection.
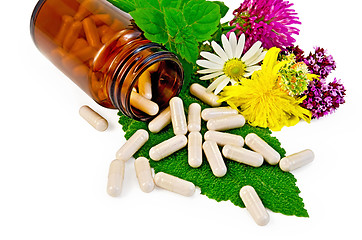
<box><xmin>1</xmin><ymin>0</ymin><xmax>361</xmax><ymax>239</ymax></box>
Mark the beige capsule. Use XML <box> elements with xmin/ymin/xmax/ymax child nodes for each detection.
<box><xmin>70</xmin><ymin>38</ymin><xmax>89</xmax><ymax>53</ymax></box>
<box><xmin>91</xmin><ymin>14</ymin><xmax>113</xmax><ymax>26</ymax></box>
<box><xmin>202</xmin><ymin>141</ymin><xmax>227</xmax><ymax>177</ymax></box>
<box><xmin>245</xmin><ymin>133</ymin><xmax>280</xmax><ymax>165</ymax></box>
<box><xmin>116</xmin><ymin>129</ymin><xmax>149</xmax><ymax>161</ymax></box>
<box><xmin>190</xmin><ymin>83</ymin><xmax>221</xmax><ymax>107</ymax></box>
<box><xmin>51</xmin><ymin>47</ymin><xmax>67</xmax><ymax>64</ymax></box>
<box><xmin>204</xmin><ymin>130</ymin><xmax>244</xmax><ymax>147</ymax></box>
<box><xmin>63</xmin><ymin>21</ymin><xmax>83</xmax><ymax>51</ymax></box>
<box><xmin>138</xmin><ymin>70</ymin><xmax>152</xmax><ymax>100</ymax></box>
<box><xmin>154</xmin><ymin>172</ymin><xmax>195</xmax><ymax>197</ymax></box>
<box><xmin>188</xmin><ymin>103</ymin><xmax>201</xmax><ymax>132</ymax></box>
<box><xmin>101</xmin><ymin>28</ymin><xmax>116</xmax><ymax>44</ymax></box>
<box><xmin>109</xmin><ymin>19</ymin><xmax>124</xmax><ymax>31</ymax></box>
<box><xmin>74</xmin><ymin>0</ymin><xmax>91</xmax><ymax>21</ymax></box>
<box><xmin>188</xmin><ymin>132</ymin><xmax>203</xmax><ymax>168</ymax></box>
<box><xmin>82</xmin><ymin>17</ymin><xmax>102</xmax><ymax>48</ymax></box>
<box><xmin>279</xmin><ymin>149</ymin><xmax>314</xmax><ymax>172</ymax></box>
<box><xmin>79</xmin><ymin>105</ymin><xmax>108</xmax><ymax>131</ymax></box>
<box><xmin>239</xmin><ymin>186</ymin><xmax>270</xmax><ymax>226</ymax></box>
<box><xmin>130</xmin><ymin>91</ymin><xmax>159</xmax><ymax>116</ymax></box>
<box><xmin>149</xmin><ymin>135</ymin><xmax>188</xmax><ymax>161</ymax></box>
<box><xmin>148</xmin><ymin>106</ymin><xmax>171</xmax><ymax>133</ymax></box>
<box><xmin>107</xmin><ymin>159</ymin><xmax>125</xmax><ymax>197</ymax></box>
<box><xmin>72</xmin><ymin>46</ymin><xmax>97</xmax><ymax>62</ymax></box>
<box><xmin>147</xmin><ymin>62</ymin><xmax>160</xmax><ymax>73</ymax></box>
<box><xmin>222</xmin><ymin>145</ymin><xmax>263</xmax><ymax>167</ymax></box>
<box><xmin>134</xmin><ymin>157</ymin><xmax>155</xmax><ymax>193</ymax></box>
<box><xmin>97</xmin><ymin>25</ymin><xmax>109</xmax><ymax>37</ymax></box>
<box><xmin>201</xmin><ymin>107</ymin><xmax>238</xmax><ymax>121</ymax></box>
<box><xmin>170</xmin><ymin>97</ymin><xmax>188</xmax><ymax>135</ymax></box>
<box><xmin>55</xmin><ymin>15</ymin><xmax>73</xmax><ymax>45</ymax></box>
<box><xmin>207</xmin><ymin>114</ymin><xmax>245</xmax><ymax>131</ymax></box>
<box><xmin>61</xmin><ymin>54</ymin><xmax>79</xmax><ymax>70</ymax></box>
<box><xmin>73</xmin><ymin>65</ymin><xmax>89</xmax><ymax>82</ymax></box>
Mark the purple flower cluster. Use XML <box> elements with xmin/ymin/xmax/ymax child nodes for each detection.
<box><xmin>281</xmin><ymin>46</ymin><xmax>346</xmax><ymax>119</ymax></box>
<box><xmin>304</xmin><ymin>47</ymin><xmax>336</xmax><ymax>80</ymax></box>
<box><xmin>301</xmin><ymin>78</ymin><xmax>346</xmax><ymax>119</ymax></box>
<box><xmin>228</xmin><ymin>0</ymin><xmax>301</xmax><ymax>50</ymax></box>
<box><xmin>284</xmin><ymin>45</ymin><xmax>305</xmax><ymax>62</ymax></box>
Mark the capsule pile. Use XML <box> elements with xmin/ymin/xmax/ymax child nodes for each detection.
<box><xmin>80</xmin><ymin>84</ymin><xmax>315</xmax><ymax>226</ymax></box>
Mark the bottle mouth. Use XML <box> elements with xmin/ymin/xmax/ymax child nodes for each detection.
<box><xmin>110</xmin><ymin>43</ymin><xmax>184</xmax><ymax>121</ymax></box>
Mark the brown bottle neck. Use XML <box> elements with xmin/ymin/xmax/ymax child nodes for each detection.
<box><xmin>108</xmin><ymin>42</ymin><xmax>184</xmax><ymax>121</ymax></box>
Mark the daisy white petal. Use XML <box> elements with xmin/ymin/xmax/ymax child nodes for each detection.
<box><xmin>211</xmin><ymin>41</ymin><xmax>228</xmax><ymax>61</ymax></box>
<box><xmin>206</xmin><ymin>75</ymin><xmax>227</xmax><ymax>92</ymax></box>
<box><xmin>228</xmin><ymin>32</ymin><xmax>238</xmax><ymax>58</ymax></box>
<box><xmin>200</xmin><ymin>52</ymin><xmax>223</xmax><ymax>64</ymax></box>
<box><xmin>197</xmin><ymin>69</ymin><xmax>220</xmax><ymax>74</ymax></box>
<box><xmin>241</xmin><ymin>41</ymin><xmax>262</xmax><ymax>63</ymax></box>
<box><xmin>214</xmin><ymin>78</ymin><xmax>230</xmax><ymax>95</ymax></box>
<box><xmin>247</xmin><ymin>51</ymin><xmax>267</xmax><ymax>66</ymax></box>
<box><xmin>244</xmin><ymin>48</ymin><xmax>263</xmax><ymax>66</ymax></box>
<box><xmin>196</xmin><ymin>60</ymin><xmax>223</xmax><ymax>70</ymax></box>
<box><xmin>200</xmin><ymin>71</ymin><xmax>224</xmax><ymax>80</ymax></box>
<box><xmin>243</xmin><ymin>72</ymin><xmax>254</xmax><ymax>77</ymax></box>
<box><xmin>234</xmin><ymin>34</ymin><xmax>245</xmax><ymax>59</ymax></box>
<box><xmin>230</xmin><ymin>79</ymin><xmax>237</xmax><ymax>85</ymax></box>
<box><xmin>221</xmin><ymin>34</ymin><xmax>233</xmax><ymax>59</ymax></box>
<box><xmin>245</xmin><ymin>65</ymin><xmax>262</xmax><ymax>73</ymax></box>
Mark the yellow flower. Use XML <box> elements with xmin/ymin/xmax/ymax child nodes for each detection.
<box><xmin>219</xmin><ymin>47</ymin><xmax>311</xmax><ymax>131</ymax></box>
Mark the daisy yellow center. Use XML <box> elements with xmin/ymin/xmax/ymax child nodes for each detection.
<box><xmin>223</xmin><ymin>58</ymin><xmax>245</xmax><ymax>80</ymax></box>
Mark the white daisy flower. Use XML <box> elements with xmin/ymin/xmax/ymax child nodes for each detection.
<box><xmin>196</xmin><ymin>32</ymin><xmax>267</xmax><ymax>95</ymax></box>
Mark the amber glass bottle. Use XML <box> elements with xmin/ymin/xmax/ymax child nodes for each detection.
<box><xmin>31</xmin><ymin>0</ymin><xmax>184</xmax><ymax>121</ymax></box>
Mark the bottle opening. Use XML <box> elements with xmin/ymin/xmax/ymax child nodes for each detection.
<box><xmin>128</xmin><ymin>59</ymin><xmax>184</xmax><ymax>121</ymax></box>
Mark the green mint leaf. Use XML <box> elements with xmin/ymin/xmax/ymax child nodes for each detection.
<box><xmin>183</xmin><ymin>0</ymin><xmax>221</xmax><ymax>42</ymax></box>
<box><xmin>164</xmin><ymin>8</ymin><xmax>187</xmax><ymax>38</ymax></box>
<box><xmin>163</xmin><ymin>8</ymin><xmax>198</xmax><ymax>63</ymax></box>
<box><xmin>178</xmin><ymin>0</ymin><xmax>192</xmax><ymax>9</ymax></box>
<box><xmin>130</xmin><ymin>8</ymin><xmax>168</xmax><ymax>44</ymax></box>
<box><xmin>212</xmin><ymin>1</ymin><xmax>229</xmax><ymax>18</ymax></box>
<box><xmin>117</xmin><ymin>0</ymin><xmax>221</xmax><ymax>64</ymax></box>
<box><xmin>161</xmin><ymin>0</ymin><xmax>181</xmax><ymax>8</ymax></box>
<box><xmin>161</xmin><ymin>0</ymin><xmax>192</xmax><ymax>9</ymax></box>
<box><xmin>175</xmin><ymin>31</ymin><xmax>199</xmax><ymax>63</ymax></box>
<box><xmin>118</xmin><ymin>76</ymin><xmax>309</xmax><ymax>218</ymax></box>
<box><xmin>163</xmin><ymin>8</ymin><xmax>199</xmax><ymax>63</ymax></box>
<box><xmin>107</xmin><ymin>0</ymin><xmax>136</xmax><ymax>13</ymax></box>
<box><xmin>134</xmin><ymin>0</ymin><xmax>162</xmax><ymax>10</ymax></box>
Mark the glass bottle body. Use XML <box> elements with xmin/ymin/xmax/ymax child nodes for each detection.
<box><xmin>31</xmin><ymin>0</ymin><xmax>183</xmax><ymax>121</ymax></box>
